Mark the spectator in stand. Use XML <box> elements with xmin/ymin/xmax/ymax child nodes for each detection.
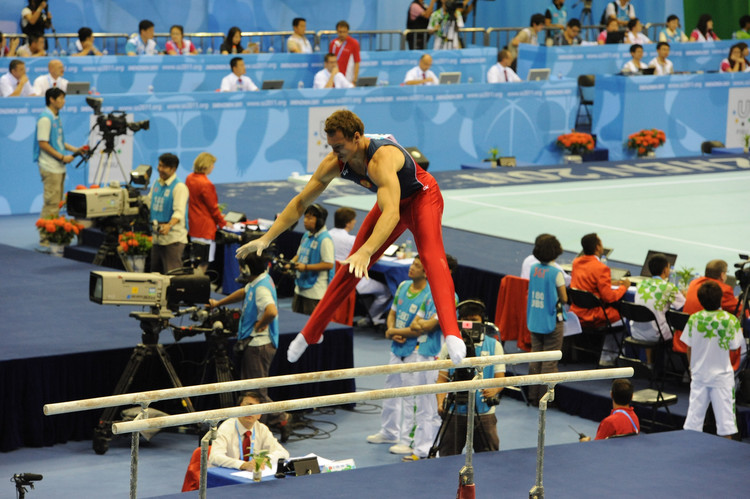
<box><xmin>126</xmin><ymin>20</ymin><xmax>158</xmax><ymax>55</ymax></box>
<box><xmin>691</xmin><ymin>14</ymin><xmax>719</xmax><ymax>42</ymax></box>
<box><xmin>738</xmin><ymin>42</ymin><xmax>750</xmax><ymax>67</ymax></box>
<box><xmin>545</xmin><ymin>0</ymin><xmax>568</xmax><ymax>43</ymax></box>
<box><xmin>287</xmin><ymin>18</ymin><xmax>312</xmax><ymax>54</ymax></box>
<box><xmin>329</xmin><ymin>20</ymin><xmax>360</xmax><ymax>84</ymax></box>
<box><xmin>403</xmin><ymin>54</ymin><xmax>438</xmax><ymax>85</ymax></box>
<box><xmin>1</xmin><ymin>32</ymin><xmax>20</xmax><ymax>58</ymax></box>
<box><xmin>486</xmin><ymin>49</ymin><xmax>521</xmax><ymax>83</ymax></box>
<box><xmin>185</xmin><ymin>152</ymin><xmax>227</xmax><ymax>275</ymax></box>
<box><xmin>428</xmin><ymin>0</ymin><xmax>465</xmax><ymax>50</ymax></box>
<box><xmin>648</xmin><ymin>42</ymin><xmax>674</xmax><ymax>75</ymax></box>
<box><xmin>621</xmin><ymin>44</ymin><xmax>647</xmax><ymax>74</ymax></box>
<box><xmin>624</xmin><ymin>18</ymin><xmax>651</xmax><ymax>45</ymax></box>
<box><xmin>166</xmin><ymin>25</ymin><xmax>196</xmax><ymax>55</ymax></box>
<box><xmin>509</xmin><ymin>13</ymin><xmax>545</xmax><ymax>65</ymax></box>
<box><xmin>406</xmin><ymin>0</ymin><xmax>437</xmax><ymax>50</ymax></box>
<box><xmin>20</xmin><ymin>1</ymin><xmax>50</xmax><ymax>39</ymax></box>
<box><xmin>659</xmin><ymin>14</ymin><xmax>689</xmax><ymax>43</ymax></box>
<box><xmin>720</xmin><ymin>44</ymin><xmax>747</xmax><ymax>73</ymax></box>
<box><xmin>735</xmin><ymin>15</ymin><xmax>750</xmax><ymax>40</ymax></box>
<box><xmin>72</xmin><ymin>27</ymin><xmax>102</xmax><ymax>56</ymax></box>
<box><xmin>552</xmin><ymin>18</ymin><xmax>582</xmax><ymax>46</ymax></box>
<box><xmin>579</xmin><ymin>379</ymin><xmax>640</xmax><ymax>441</ymax></box>
<box><xmin>16</xmin><ymin>33</ymin><xmax>46</xmax><ymax>57</ymax></box>
<box><xmin>313</xmin><ymin>53</ymin><xmax>354</xmax><ymax>89</ymax></box>
<box><xmin>570</xmin><ymin>233</ymin><xmax>629</xmax><ymax>367</ymax></box>
<box><xmin>220</xmin><ymin>26</ymin><xmax>256</xmax><ymax>55</ymax></box>
<box><xmin>0</xmin><ymin>59</ymin><xmax>34</xmax><ymax>97</ymax></box>
<box><xmin>604</xmin><ymin>0</ymin><xmax>635</xmax><ymax>28</ymax></box>
<box><xmin>598</xmin><ymin>16</ymin><xmax>622</xmax><ymax>45</ymax></box>
<box><xmin>220</xmin><ymin>57</ymin><xmax>258</xmax><ymax>92</ymax></box>
<box><xmin>32</xmin><ymin>59</ymin><xmax>67</xmax><ymax>94</ymax></box>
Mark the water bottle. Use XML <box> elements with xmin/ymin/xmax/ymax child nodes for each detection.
<box><xmin>268</xmin><ymin>46</ymin><xmax>275</xmax><ymax>53</ymax></box>
<box><xmin>60</xmin><ymin>49</ymin><xmax>67</xmax><ymax>56</ymax></box>
<box><xmin>147</xmin><ymin>84</ymin><xmax>154</xmax><ymax>93</ymax></box>
<box><xmin>468</xmin><ymin>76</ymin><xmax>473</xmax><ymax>83</ymax></box>
<box><xmin>102</xmin><ymin>48</ymin><xmax>108</xmax><ymax>55</ymax></box>
<box><xmin>600</xmin><ymin>253</ymin><xmax>608</xmax><ymax>265</ymax></box>
<box><xmin>405</xmin><ymin>240</ymin><xmax>414</xmax><ymax>258</ymax></box>
<box><xmin>207</xmin><ymin>47</ymin><xmax>213</xmax><ymax>54</ymax></box>
<box><xmin>298</xmin><ymin>81</ymin><xmax>304</xmax><ymax>89</ymax></box>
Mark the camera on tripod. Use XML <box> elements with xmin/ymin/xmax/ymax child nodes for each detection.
<box><xmin>66</xmin><ymin>164</ymin><xmax>152</xmax><ymax>220</ymax></box>
<box><xmin>172</xmin><ymin>306</ymin><xmax>241</xmax><ymax>342</ymax></box>
<box><xmin>449</xmin><ymin>321</ymin><xmax>501</xmax><ymax>407</ymax></box>
<box><xmin>445</xmin><ymin>0</ymin><xmax>464</xmax><ymax>18</ymax></box>
<box><xmin>89</xmin><ymin>270</ymin><xmax>210</xmax><ymax>312</ymax></box>
<box><xmin>735</xmin><ymin>254</ymin><xmax>750</xmax><ymax>290</ymax></box>
<box><xmin>86</xmin><ymin>96</ymin><xmax>150</xmax><ymax>136</ymax></box>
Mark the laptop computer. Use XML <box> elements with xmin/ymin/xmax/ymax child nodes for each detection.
<box><xmin>261</xmin><ymin>80</ymin><xmax>284</xmax><ymax>90</ymax></box>
<box><xmin>439</xmin><ymin>72</ymin><xmax>461</xmax><ymax>84</ymax></box>
<box><xmin>605</xmin><ymin>31</ymin><xmax>625</xmax><ymax>44</ymax></box>
<box><xmin>641</xmin><ymin>67</ymin><xmax>656</xmax><ymax>76</ymax></box>
<box><xmin>356</xmin><ymin>76</ymin><xmax>378</xmax><ymax>87</ymax></box>
<box><xmin>527</xmin><ymin>68</ymin><xmax>551</xmax><ymax>81</ymax></box>
<box><xmin>66</xmin><ymin>82</ymin><xmax>90</xmax><ymax>95</ymax></box>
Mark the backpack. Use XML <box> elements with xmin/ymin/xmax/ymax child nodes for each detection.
<box><xmin>600</xmin><ymin>1</ymin><xmax>617</xmax><ymax>25</ymax></box>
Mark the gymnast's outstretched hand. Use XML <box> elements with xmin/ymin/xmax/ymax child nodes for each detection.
<box><xmin>341</xmin><ymin>248</ymin><xmax>370</xmax><ymax>279</ymax></box>
<box><xmin>235</xmin><ymin>236</ymin><xmax>270</xmax><ymax>260</ymax></box>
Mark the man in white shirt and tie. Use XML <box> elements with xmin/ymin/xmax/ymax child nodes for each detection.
<box><xmin>486</xmin><ymin>50</ymin><xmax>521</xmax><ymax>83</ymax></box>
<box><xmin>32</xmin><ymin>59</ymin><xmax>68</xmax><ymax>95</ymax></box>
<box><xmin>220</xmin><ymin>57</ymin><xmax>258</xmax><ymax>92</ymax></box>
<box><xmin>403</xmin><ymin>54</ymin><xmax>438</xmax><ymax>85</ymax></box>
<box><xmin>313</xmin><ymin>53</ymin><xmax>354</xmax><ymax>89</ymax></box>
<box><xmin>0</xmin><ymin>59</ymin><xmax>34</xmax><ymax>97</ymax></box>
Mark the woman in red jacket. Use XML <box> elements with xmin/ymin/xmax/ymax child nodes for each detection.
<box><xmin>186</xmin><ymin>152</ymin><xmax>227</xmax><ymax>274</ymax></box>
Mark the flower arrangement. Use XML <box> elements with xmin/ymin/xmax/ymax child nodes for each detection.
<box><xmin>627</xmin><ymin>129</ymin><xmax>666</xmax><ymax>157</ymax></box>
<box><xmin>118</xmin><ymin>231</ymin><xmax>153</xmax><ymax>256</ymax></box>
<box><xmin>556</xmin><ymin>131</ymin><xmax>595</xmax><ymax>156</ymax></box>
<box><xmin>35</xmin><ymin>216</ymin><xmax>84</xmax><ymax>245</ymax></box>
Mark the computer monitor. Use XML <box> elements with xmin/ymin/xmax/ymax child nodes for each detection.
<box><xmin>291</xmin><ymin>456</ymin><xmax>320</xmax><ymax>476</ymax></box>
<box><xmin>439</xmin><ymin>72</ymin><xmax>461</xmax><ymax>84</ymax></box>
<box><xmin>639</xmin><ymin>250</ymin><xmax>678</xmax><ymax>277</ymax></box>
<box><xmin>261</xmin><ymin>80</ymin><xmax>284</xmax><ymax>90</ymax></box>
<box><xmin>356</xmin><ymin>76</ymin><xmax>378</xmax><ymax>87</ymax></box>
<box><xmin>606</xmin><ymin>31</ymin><xmax>625</xmax><ymax>44</ymax></box>
<box><xmin>66</xmin><ymin>82</ymin><xmax>90</xmax><ymax>95</ymax></box>
<box><xmin>527</xmin><ymin>68</ymin><xmax>551</xmax><ymax>81</ymax></box>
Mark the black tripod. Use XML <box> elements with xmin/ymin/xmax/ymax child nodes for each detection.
<box><xmin>428</xmin><ymin>386</ymin><xmax>490</xmax><ymax>458</ymax></box>
<box><xmin>199</xmin><ymin>331</ymin><xmax>236</xmax><ymax>408</ymax></box>
<box><xmin>92</xmin><ymin>310</ymin><xmax>194</xmax><ymax>455</ymax></box>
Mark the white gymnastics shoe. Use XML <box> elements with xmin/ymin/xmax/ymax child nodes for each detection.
<box><xmin>445</xmin><ymin>335</ymin><xmax>466</xmax><ymax>365</ymax></box>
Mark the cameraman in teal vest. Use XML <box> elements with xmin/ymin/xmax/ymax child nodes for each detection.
<box><xmin>148</xmin><ymin>152</ymin><xmax>188</xmax><ymax>273</ymax></box>
<box><xmin>290</xmin><ymin>204</ymin><xmax>334</xmax><ymax>315</ymax></box>
<box><xmin>33</xmin><ymin>87</ymin><xmax>83</xmax><ymax>247</ymax></box>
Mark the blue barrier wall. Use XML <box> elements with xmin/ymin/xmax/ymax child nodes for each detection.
<box><xmin>0</xmin><ymin>79</ymin><xmax>580</xmax><ymax>215</ymax></box>
<box><xmin>0</xmin><ymin>0</ymin><xmax>682</xmax><ymax>36</ymax></box>
<box><xmin>593</xmin><ymin>71</ymin><xmax>750</xmax><ymax>161</ymax></box>
<box><xmin>517</xmin><ymin>40</ymin><xmax>738</xmax><ymax>80</ymax></box>
<box><xmin>16</xmin><ymin>48</ymin><xmax>496</xmax><ymax>93</ymax></box>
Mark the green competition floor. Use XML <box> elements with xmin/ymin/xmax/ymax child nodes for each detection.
<box><xmin>326</xmin><ymin>170</ymin><xmax>750</xmax><ymax>272</ymax></box>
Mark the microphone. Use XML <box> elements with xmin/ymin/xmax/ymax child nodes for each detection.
<box><xmin>14</xmin><ymin>473</ymin><xmax>43</xmax><ymax>482</ymax></box>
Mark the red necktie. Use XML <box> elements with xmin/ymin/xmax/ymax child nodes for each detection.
<box><xmin>242</xmin><ymin>431</ymin><xmax>251</xmax><ymax>461</ymax></box>
<box><xmin>422</xmin><ymin>71</ymin><xmax>426</xmax><ymax>81</ymax></box>
<box><xmin>53</xmin><ymin>81</ymin><xmax>56</xmax><ymax>87</ymax></box>
<box><xmin>504</xmin><ymin>69</ymin><xmax>508</xmax><ymax>82</ymax></box>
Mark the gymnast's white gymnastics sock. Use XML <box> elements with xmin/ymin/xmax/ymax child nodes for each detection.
<box><xmin>286</xmin><ymin>332</ymin><xmax>324</xmax><ymax>363</ymax></box>
<box><xmin>445</xmin><ymin>335</ymin><xmax>466</xmax><ymax>365</ymax></box>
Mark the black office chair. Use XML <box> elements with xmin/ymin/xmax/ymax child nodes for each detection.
<box><xmin>619</xmin><ymin>301</ymin><xmax>677</xmax><ymax>377</ymax></box>
<box><xmin>617</xmin><ymin>355</ymin><xmax>678</xmax><ymax>432</ymax></box>
<box><xmin>700</xmin><ymin>140</ymin><xmax>724</xmax><ymax>155</ymax></box>
<box><xmin>575</xmin><ymin>74</ymin><xmax>595</xmax><ymax>132</ymax></box>
<box><xmin>568</xmin><ymin>288</ymin><xmax>625</xmax><ymax>365</ymax></box>
<box><xmin>666</xmin><ymin>309</ymin><xmax>691</xmax><ymax>379</ymax></box>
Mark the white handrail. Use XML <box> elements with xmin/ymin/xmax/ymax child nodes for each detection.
<box><xmin>112</xmin><ymin>368</ymin><xmax>632</xmax><ymax>434</ymax></box>
<box><xmin>44</xmin><ymin>351</ymin><xmax>561</xmax><ymax>415</ymax></box>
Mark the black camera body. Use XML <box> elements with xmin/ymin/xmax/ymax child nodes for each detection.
<box><xmin>96</xmin><ymin>111</ymin><xmax>150</xmax><ymax>137</ymax></box>
<box><xmin>735</xmin><ymin>254</ymin><xmax>750</xmax><ymax>291</ymax></box>
<box><xmin>450</xmin><ymin>320</ymin><xmax>502</xmax><ymax>407</ymax></box>
<box><xmin>172</xmin><ymin>306</ymin><xmax>241</xmax><ymax>342</ymax></box>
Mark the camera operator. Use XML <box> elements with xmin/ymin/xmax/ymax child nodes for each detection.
<box><xmin>427</xmin><ymin>0</ymin><xmax>466</xmax><ymax>50</ymax></box>
<box><xmin>435</xmin><ymin>299</ymin><xmax>505</xmax><ymax>456</ymax></box>
<box><xmin>21</xmin><ymin>1</ymin><xmax>51</xmax><ymax>40</ymax></box>
<box><xmin>208</xmin><ymin>252</ymin><xmax>291</xmax><ymax>439</ymax></box>
<box><xmin>34</xmin><ymin>87</ymin><xmax>84</xmax><ymax>248</ymax></box>
<box><xmin>147</xmin><ymin>153</ymin><xmax>188</xmax><ymax>273</ymax></box>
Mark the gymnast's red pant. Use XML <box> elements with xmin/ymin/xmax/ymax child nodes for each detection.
<box><xmin>299</xmin><ymin>174</ymin><xmax>460</xmax><ymax>344</ymax></box>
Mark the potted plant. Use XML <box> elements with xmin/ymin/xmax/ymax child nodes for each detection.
<box><xmin>118</xmin><ymin>231</ymin><xmax>153</xmax><ymax>272</ymax></box>
<box><xmin>556</xmin><ymin>131</ymin><xmax>595</xmax><ymax>163</ymax></box>
<box><xmin>250</xmin><ymin>450</ymin><xmax>272</xmax><ymax>482</ymax></box>
<box><xmin>627</xmin><ymin>129</ymin><xmax>666</xmax><ymax>157</ymax></box>
<box><xmin>674</xmin><ymin>266</ymin><xmax>696</xmax><ymax>294</ymax></box>
<box><xmin>744</xmin><ymin>134</ymin><xmax>750</xmax><ymax>154</ymax></box>
<box><xmin>485</xmin><ymin>147</ymin><xmax>500</xmax><ymax>167</ymax></box>
<box><xmin>35</xmin><ymin>216</ymin><xmax>84</xmax><ymax>256</ymax></box>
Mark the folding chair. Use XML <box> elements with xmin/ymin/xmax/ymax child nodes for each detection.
<box><xmin>665</xmin><ymin>309</ymin><xmax>691</xmax><ymax>379</ymax></box>
<box><xmin>575</xmin><ymin>74</ymin><xmax>595</xmax><ymax>132</ymax></box>
<box><xmin>617</xmin><ymin>355</ymin><xmax>678</xmax><ymax>432</ymax></box>
<box><xmin>567</xmin><ymin>288</ymin><xmax>625</xmax><ymax>365</ymax></box>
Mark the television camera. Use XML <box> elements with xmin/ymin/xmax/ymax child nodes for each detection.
<box><xmin>449</xmin><ymin>320</ymin><xmax>501</xmax><ymax>407</ymax></box>
<box><xmin>86</xmin><ymin>96</ymin><xmax>150</xmax><ymax>138</ymax></box>
<box><xmin>735</xmin><ymin>254</ymin><xmax>750</xmax><ymax>322</ymax></box>
<box><xmin>171</xmin><ymin>306</ymin><xmax>241</xmax><ymax>342</ymax></box>
<box><xmin>12</xmin><ymin>473</ymin><xmax>42</xmax><ymax>499</ymax></box>
<box><xmin>66</xmin><ymin>164</ymin><xmax>152</xmax><ymax>221</ymax></box>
